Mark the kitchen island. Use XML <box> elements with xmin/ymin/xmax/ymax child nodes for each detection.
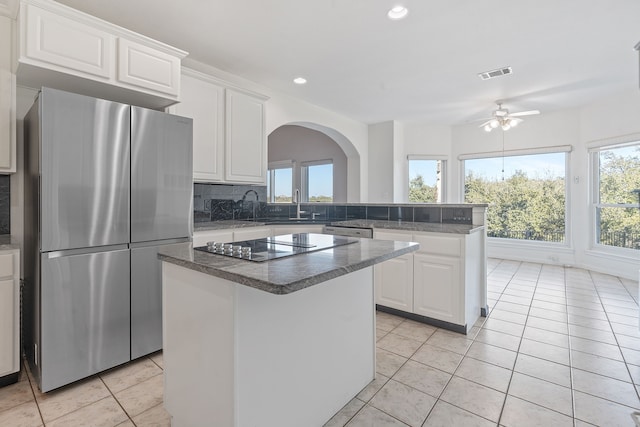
<box><xmin>158</xmin><ymin>234</ymin><xmax>418</xmax><ymax>427</ymax></box>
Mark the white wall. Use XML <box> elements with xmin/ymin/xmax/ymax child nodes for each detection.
<box><xmin>182</xmin><ymin>59</ymin><xmax>368</xmax><ymax>202</ymax></box>
<box><xmin>367</xmin><ymin>122</ymin><xmax>394</xmax><ymax>202</ymax></box>
<box><xmin>445</xmin><ymin>90</ymin><xmax>640</xmax><ymax>280</ymax></box>
<box><xmin>268</xmin><ymin>125</ymin><xmax>348</xmax><ymax>202</ymax></box>
<box><xmin>400</xmin><ymin>122</ymin><xmax>452</xmax><ymax>201</ymax></box>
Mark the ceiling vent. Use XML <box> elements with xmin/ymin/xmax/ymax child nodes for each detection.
<box><xmin>478</xmin><ymin>66</ymin><xmax>513</xmax><ymax>81</ymax></box>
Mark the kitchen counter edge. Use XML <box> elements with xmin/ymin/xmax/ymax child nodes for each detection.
<box><xmin>0</xmin><ymin>235</ymin><xmax>19</xmax><ymax>250</ymax></box>
<box><xmin>158</xmin><ymin>239</ymin><xmax>419</xmax><ymax>295</ymax></box>
<box><xmin>194</xmin><ymin>220</ymin><xmax>485</xmax><ymax>234</ymax></box>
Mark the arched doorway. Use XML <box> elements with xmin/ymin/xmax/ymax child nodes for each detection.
<box><xmin>267</xmin><ymin>122</ymin><xmax>360</xmax><ymax>203</ymax></box>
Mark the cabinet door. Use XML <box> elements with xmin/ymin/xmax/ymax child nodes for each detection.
<box><xmin>225</xmin><ymin>89</ymin><xmax>266</xmax><ymax>183</ymax></box>
<box><xmin>0</xmin><ymin>278</ymin><xmax>17</xmax><ymax>377</ymax></box>
<box><xmin>272</xmin><ymin>225</ymin><xmax>324</xmax><ymax>236</ymax></box>
<box><xmin>117</xmin><ymin>38</ymin><xmax>180</xmax><ymax>97</ymax></box>
<box><xmin>413</xmin><ymin>253</ymin><xmax>463</xmax><ymax>324</ymax></box>
<box><xmin>193</xmin><ymin>230</ymin><xmax>234</xmax><ymax>247</ymax></box>
<box><xmin>233</xmin><ymin>227</ymin><xmax>272</xmax><ymax>242</ymax></box>
<box><xmin>174</xmin><ymin>73</ymin><xmax>225</xmax><ymax>182</ymax></box>
<box><xmin>22</xmin><ymin>3</ymin><xmax>113</xmax><ymax>79</ymax></box>
<box><xmin>374</xmin><ymin>254</ymin><xmax>414</xmax><ymax>312</ymax></box>
<box><xmin>0</xmin><ymin>16</ymin><xmax>14</xmax><ymax>172</ymax></box>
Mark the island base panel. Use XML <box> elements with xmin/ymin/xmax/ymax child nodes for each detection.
<box><xmin>162</xmin><ymin>262</ymin><xmax>376</xmax><ymax>427</ymax></box>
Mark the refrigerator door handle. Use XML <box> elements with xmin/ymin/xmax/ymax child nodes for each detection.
<box><xmin>44</xmin><ymin>244</ymin><xmax>130</xmax><ymax>259</ymax></box>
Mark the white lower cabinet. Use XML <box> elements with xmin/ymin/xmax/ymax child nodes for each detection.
<box><xmin>374</xmin><ymin>229</ymin><xmax>483</xmax><ymax>332</ymax></box>
<box><xmin>413</xmin><ymin>253</ymin><xmax>462</xmax><ymax>324</ymax></box>
<box><xmin>272</xmin><ymin>224</ymin><xmax>324</xmax><ymax>236</ymax></box>
<box><xmin>0</xmin><ymin>249</ymin><xmax>20</xmax><ymax>382</ymax></box>
<box><xmin>375</xmin><ymin>253</ymin><xmax>413</xmax><ymax>312</ymax></box>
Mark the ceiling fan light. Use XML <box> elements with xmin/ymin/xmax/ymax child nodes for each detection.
<box><xmin>510</xmin><ymin>119</ymin><xmax>519</xmax><ymax>127</ymax></box>
<box><xmin>484</xmin><ymin>124</ymin><xmax>492</xmax><ymax>132</ymax></box>
<box><xmin>387</xmin><ymin>6</ymin><xmax>408</xmax><ymax>20</ymax></box>
<box><xmin>502</xmin><ymin>123</ymin><xmax>511</xmax><ymax>131</ymax></box>
<box><xmin>490</xmin><ymin>119</ymin><xmax>499</xmax><ymax>128</ymax></box>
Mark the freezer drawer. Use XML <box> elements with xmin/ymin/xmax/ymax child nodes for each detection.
<box><xmin>131</xmin><ymin>107</ymin><xmax>192</xmax><ymax>243</ymax></box>
<box><xmin>40</xmin><ymin>248</ymin><xmax>130</xmax><ymax>392</ymax></box>
<box><xmin>131</xmin><ymin>244</ymin><xmax>164</xmax><ymax>359</ymax></box>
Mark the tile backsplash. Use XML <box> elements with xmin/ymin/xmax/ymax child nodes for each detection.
<box><xmin>194</xmin><ymin>183</ymin><xmax>474</xmax><ymax>225</ymax></box>
<box><xmin>0</xmin><ymin>175</ymin><xmax>9</xmax><ymax>234</ymax></box>
<box><xmin>194</xmin><ymin>183</ymin><xmax>267</xmax><ymax>222</ymax></box>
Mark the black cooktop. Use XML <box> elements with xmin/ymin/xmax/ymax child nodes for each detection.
<box><xmin>194</xmin><ymin>233</ymin><xmax>359</xmax><ymax>262</ymax></box>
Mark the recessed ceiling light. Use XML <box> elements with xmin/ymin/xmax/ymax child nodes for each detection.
<box><xmin>293</xmin><ymin>77</ymin><xmax>307</xmax><ymax>85</ymax></box>
<box><xmin>387</xmin><ymin>5</ymin><xmax>408</xmax><ymax>20</ymax></box>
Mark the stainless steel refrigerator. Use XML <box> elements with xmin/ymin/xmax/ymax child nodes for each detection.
<box><xmin>23</xmin><ymin>87</ymin><xmax>192</xmax><ymax>392</ymax></box>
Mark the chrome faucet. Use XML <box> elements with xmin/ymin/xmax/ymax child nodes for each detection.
<box><xmin>293</xmin><ymin>189</ymin><xmax>306</xmax><ymax>219</ymax></box>
<box><xmin>241</xmin><ymin>189</ymin><xmax>259</xmax><ymax>219</ymax></box>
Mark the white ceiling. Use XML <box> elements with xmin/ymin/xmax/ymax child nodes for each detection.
<box><xmin>55</xmin><ymin>0</ymin><xmax>640</xmax><ymax>125</ymax></box>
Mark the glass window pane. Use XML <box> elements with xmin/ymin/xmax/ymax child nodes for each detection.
<box><xmin>464</xmin><ymin>152</ymin><xmax>566</xmax><ymax>243</ymax></box>
<box><xmin>273</xmin><ymin>168</ymin><xmax>292</xmax><ymax>203</ymax></box>
<box><xmin>599</xmin><ymin>145</ymin><xmax>640</xmax><ymax>205</ymax></box>
<box><xmin>408</xmin><ymin>160</ymin><xmax>442</xmax><ymax>202</ymax></box>
<box><xmin>596</xmin><ymin>206</ymin><xmax>640</xmax><ymax>249</ymax></box>
<box><xmin>307</xmin><ymin>163</ymin><xmax>333</xmax><ymax>202</ymax></box>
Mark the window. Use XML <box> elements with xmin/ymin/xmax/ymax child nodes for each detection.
<box><xmin>267</xmin><ymin>162</ymin><xmax>293</xmax><ymax>203</ymax></box>
<box><xmin>463</xmin><ymin>149</ymin><xmax>567</xmax><ymax>243</ymax></box>
<box><xmin>590</xmin><ymin>142</ymin><xmax>640</xmax><ymax>250</ymax></box>
<box><xmin>301</xmin><ymin>160</ymin><xmax>333</xmax><ymax>202</ymax></box>
<box><xmin>408</xmin><ymin>157</ymin><xmax>445</xmax><ymax>202</ymax></box>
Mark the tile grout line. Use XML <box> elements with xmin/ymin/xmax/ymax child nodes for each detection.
<box><xmin>495</xmin><ymin>260</ymin><xmax>541</xmax><ymax>426</ymax></box>
<box><xmin>98</xmin><ymin>375</ymin><xmax>137</xmax><ymax>427</ymax></box>
<box><xmin>23</xmin><ymin>363</ymin><xmax>46</xmax><ymax>427</ymax></box>
<box><xmin>586</xmin><ymin>269</ymin><xmax>640</xmax><ymax>405</ymax></box>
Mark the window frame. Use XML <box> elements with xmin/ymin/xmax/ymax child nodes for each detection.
<box><xmin>588</xmin><ymin>139</ymin><xmax>640</xmax><ymax>254</ymax></box>
<box><xmin>460</xmin><ymin>145</ymin><xmax>571</xmax><ymax>246</ymax></box>
<box><xmin>407</xmin><ymin>155</ymin><xmax>447</xmax><ymax>203</ymax></box>
<box><xmin>300</xmin><ymin>159</ymin><xmax>333</xmax><ymax>203</ymax></box>
<box><xmin>267</xmin><ymin>160</ymin><xmax>294</xmax><ymax>203</ymax></box>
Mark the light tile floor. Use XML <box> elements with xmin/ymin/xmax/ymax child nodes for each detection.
<box><xmin>1</xmin><ymin>259</ymin><xmax>639</xmax><ymax>426</ymax></box>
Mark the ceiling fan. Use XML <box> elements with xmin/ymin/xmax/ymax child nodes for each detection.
<box><xmin>478</xmin><ymin>102</ymin><xmax>540</xmax><ymax>132</ymax></box>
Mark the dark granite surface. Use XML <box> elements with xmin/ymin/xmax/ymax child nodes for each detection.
<box><xmin>194</xmin><ymin>219</ymin><xmax>484</xmax><ymax>234</ymax></box>
<box><xmin>331</xmin><ymin>220</ymin><xmax>484</xmax><ymax>234</ymax></box>
<box><xmin>0</xmin><ymin>175</ymin><xmax>9</xmax><ymax>235</ymax></box>
<box><xmin>158</xmin><ymin>237</ymin><xmax>419</xmax><ymax>295</ymax></box>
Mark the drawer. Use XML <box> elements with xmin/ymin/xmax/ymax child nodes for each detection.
<box><xmin>412</xmin><ymin>234</ymin><xmax>461</xmax><ymax>257</ymax></box>
<box><xmin>0</xmin><ymin>253</ymin><xmax>14</xmax><ymax>277</ymax></box>
<box><xmin>373</xmin><ymin>231</ymin><xmax>412</xmax><ymax>242</ymax></box>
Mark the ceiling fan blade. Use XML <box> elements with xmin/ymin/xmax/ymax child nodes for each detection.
<box><xmin>478</xmin><ymin>120</ymin><xmax>493</xmax><ymax>128</ymax></box>
<box><xmin>510</xmin><ymin>110</ymin><xmax>540</xmax><ymax>117</ymax></box>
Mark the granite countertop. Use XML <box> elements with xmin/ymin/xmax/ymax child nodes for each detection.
<box><xmin>158</xmin><ymin>238</ymin><xmax>419</xmax><ymax>295</ymax></box>
<box><xmin>0</xmin><ymin>235</ymin><xmax>19</xmax><ymax>251</ymax></box>
<box><xmin>331</xmin><ymin>220</ymin><xmax>484</xmax><ymax>234</ymax></box>
<box><xmin>194</xmin><ymin>219</ymin><xmax>484</xmax><ymax>234</ymax></box>
<box><xmin>194</xmin><ymin>220</ymin><xmax>268</xmax><ymax>231</ymax></box>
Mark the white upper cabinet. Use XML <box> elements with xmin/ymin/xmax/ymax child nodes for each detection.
<box><xmin>117</xmin><ymin>38</ymin><xmax>180</xmax><ymax>97</ymax></box>
<box><xmin>0</xmin><ymin>14</ymin><xmax>15</xmax><ymax>173</ymax></box>
<box><xmin>172</xmin><ymin>69</ymin><xmax>268</xmax><ymax>184</ymax></box>
<box><xmin>17</xmin><ymin>0</ymin><xmax>187</xmax><ymax>108</ymax></box>
<box><xmin>172</xmin><ymin>71</ymin><xmax>225</xmax><ymax>182</ymax></box>
<box><xmin>21</xmin><ymin>4</ymin><xmax>114</xmax><ymax>79</ymax></box>
<box><xmin>225</xmin><ymin>89</ymin><xmax>266</xmax><ymax>184</ymax></box>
